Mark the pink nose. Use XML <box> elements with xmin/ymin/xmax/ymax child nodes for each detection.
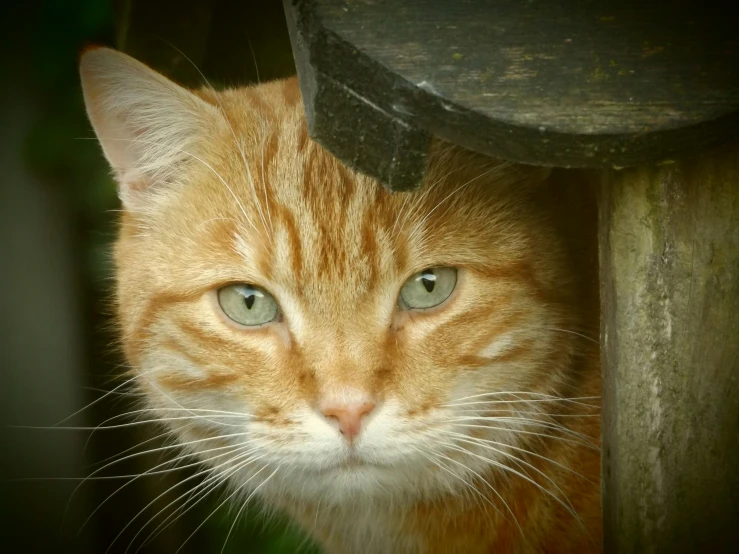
<box><xmin>320</xmin><ymin>401</ymin><xmax>376</xmax><ymax>442</ymax></box>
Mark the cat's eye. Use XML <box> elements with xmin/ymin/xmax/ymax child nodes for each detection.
<box><xmin>217</xmin><ymin>284</ymin><xmax>279</xmax><ymax>326</ymax></box>
<box><xmin>399</xmin><ymin>267</ymin><xmax>457</xmax><ymax>310</ymax></box>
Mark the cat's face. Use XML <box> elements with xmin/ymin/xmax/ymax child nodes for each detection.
<box><xmin>81</xmin><ymin>48</ymin><xmax>580</xmax><ymax>507</ymax></box>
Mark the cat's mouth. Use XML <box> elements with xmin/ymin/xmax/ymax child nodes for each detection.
<box><xmin>312</xmin><ymin>453</ymin><xmax>386</xmax><ymax>474</ymax></box>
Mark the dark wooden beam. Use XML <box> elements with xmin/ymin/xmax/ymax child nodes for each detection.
<box><xmin>284</xmin><ymin>0</ymin><xmax>739</xmax><ymax>190</ymax></box>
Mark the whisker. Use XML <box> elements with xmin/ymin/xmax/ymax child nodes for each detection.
<box><xmin>80</xmin><ymin>384</ymin><xmax>144</xmax><ymax>397</ymax></box>
<box><xmin>54</xmin><ymin>374</ymin><xmax>140</xmax><ymax>426</ymax></box>
<box><xmin>174</xmin><ymin>465</ymin><xmax>279</xmax><ymax>554</ymax></box>
<box><xmin>408</xmin><ymin>445</ymin><xmax>505</xmax><ymax>525</ymax></box>
<box><xmin>109</xmin><ymin>405</ymin><xmax>254</xmax><ymax>419</ymax></box>
<box><xmin>438</xmin><ymin>439</ymin><xmax>584</xmax><ymax>529</ymax></box>
<box><xmin>82</xmin><ymin>441</ymin><xmax>252</xmax><ymax>538</ymax></box>
<box><xmin>446</xmin><ymin>391</ymin><xmax>600</xmax><ymax>404</ymax></box>
<box><xmin>220</xmin><ymin>476</ymin><xmax>255</xmax><ymax>553</ymax></box>
<box><xmin>135</xmin><ymin>440</ymin><xmax>278</xmax><ymax>551</ymax></box>
<box><xmin>86</xmin><ymin>431</ymin><xmax>253</xmax><ymax>475</ymax></box>
<box><xmin>450</xmin><ymin>423</ymin><xmax>599</xmax><ymax>450</ymax></box>
<box><xmin>445</xmin><ymin>398</ymin><xmax>599</xmax><ymax>411</ymax></box>
<box><xmin>519</xmin><ymin>325</ymin><xmax>599</xmax><ymax>344</ymax></box>
<box><xmin>448</xmin><ymin>416</ymin><xmax>596</xmax><ymax>441</ymax></box>
<box><xmin>436</xmin><ymin>449</ymin><xmax>523</xmax><ymax>537</ymax></box>
<box><xmin>443</xmin><ymin>431</ymin><xmax>593</xmax><ymax>483</ymax></box>
<box><xmin>447</xmin><ymin>408</ymin><xmax>599</xmax><ymax>418</ymax></box>
<box><xmin>441</xmin><ymin>432</ymin><xmax>584</xmax><ymax>507</ymax></box>
<box><xmin>15</xmin><ymin>415</ymin><xmax>250</xmax><ymax>433</ymax></box>
<box><xmin>114</xmin><ymin>446</ymin><xmax>264</xmax><ymax>553</ymax></box>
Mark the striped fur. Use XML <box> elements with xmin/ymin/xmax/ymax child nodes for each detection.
<box><xmin>81</xmin><ymin>48</ymin><xmax>601</xmax><ymax>553</ymax></box>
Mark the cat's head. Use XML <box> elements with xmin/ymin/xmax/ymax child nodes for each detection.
<box><xmin>80</xmin><ymin>47</ymin><xmax>586</xmax><ymax>506</ymax></box>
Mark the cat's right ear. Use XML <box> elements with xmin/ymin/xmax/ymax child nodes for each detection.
<box><xmin>79</xmin><ymin>47</ymin><xmax>225</xmax><ymax>212</ymax></box>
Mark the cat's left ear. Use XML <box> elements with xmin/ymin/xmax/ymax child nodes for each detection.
<box><xmin>79</xmin><ymin>47</ymin><xmax>226</xmax><ymax>212</ymax></box>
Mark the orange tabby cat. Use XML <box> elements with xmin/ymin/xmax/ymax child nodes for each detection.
<box><xmin>80</xmin><ymin>47</ymin><xmax>601</xmax><ymax>553</ymax></box>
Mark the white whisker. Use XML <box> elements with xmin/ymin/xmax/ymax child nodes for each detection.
<box><xmin>109</xmin><ymin>446</ymin><xmax>259</xmax><ymax>553</ymax></box>
<box><xmin>438</xmin><ymin>439</ymin><xmax>583</xmax><ymax>530</ymax></box>
<box><xmin>450</xmin><ymin>423</ymin><xmax>599</xmax><ymax>450</ymax></box>
<box><xmin>175</xmin><ymin>465</ymin><xmax>279</xmax><ymax>554</ymax></box>
<box><xmin>135</xmin><ymin>439</ymin><xmax>278</xmax><ymax>551</ymax></box>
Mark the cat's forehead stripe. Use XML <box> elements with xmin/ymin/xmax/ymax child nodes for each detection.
<box><xmin>222</xmin><ymin>130</ymin><xmax>413</xmax><ymax>296</ymax></box>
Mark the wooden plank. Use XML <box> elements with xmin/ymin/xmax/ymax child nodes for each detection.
<box><xmin>600</xmin><ymin>145</ymin><xmax>739</xmax><ymax>552</ymax></box>
<box><xmin>283</xmin><ymin>0</ymin><xmax>739</xmax><ymax>190</ymax></box>
<box><xmin>283</xmin><ymin>0</ymin><xmax>431</xmax><ymax>191</ymax></box>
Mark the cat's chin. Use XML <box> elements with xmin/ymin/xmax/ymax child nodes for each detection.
<box><xmin>254</xmin><ymin>456</ymin><xmax>451</xmax><ymax>507</ymax></box>
<box><xmin>280</xmin><ymin>468</ymin><xmax>411</xmax><ymax>504</ymax></box>
<box><xmin>308</xmin><ymin>452</ymin><xmax>388</xmax><ymax>473</ymax></box>
<box><xmin>308</xmin><ymin>461</ymin><xmax>371</xmax><ymax>475</ymax></box>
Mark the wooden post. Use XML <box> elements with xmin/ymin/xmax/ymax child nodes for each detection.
<box><xmin>600</xmin><ymin>145</ymin><xmax>739</xmax><ymax>553</ymax></box>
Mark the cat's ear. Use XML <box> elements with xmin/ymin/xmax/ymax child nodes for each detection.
<box><xmin>79</xmin><ymin>47</ymin><xmax>224</xmax><ymax>211</ymax></box>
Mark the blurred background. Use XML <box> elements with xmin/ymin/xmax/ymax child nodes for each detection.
<box><xmin>0</xmin><ymin>1</ymin><xmax>316</xmax><ymax>552</ymax></box>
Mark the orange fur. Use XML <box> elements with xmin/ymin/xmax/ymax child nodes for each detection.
<box><xmin>80</xmin><ymin>47</ymin><xmax>601</xmax><ymax>553</ymax></box>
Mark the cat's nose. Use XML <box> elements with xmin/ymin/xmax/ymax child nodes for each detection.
<box><xmin>320</xmin><ymin>399</ymin><xmax>376</xmax><ymax>443</ymax></box>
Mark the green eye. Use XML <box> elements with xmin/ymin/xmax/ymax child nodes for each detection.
<box><xmin>399</xmin><ymin>267</ymin><xmax>457</xmax><ymax>310</ymax></box>
<box><xmin>217</xmin><ymin>284</ymin><xmax>279</xmax><ymax>326</ymax></box>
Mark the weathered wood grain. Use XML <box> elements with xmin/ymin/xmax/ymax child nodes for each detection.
<box><xmin>600</xmin><ymin>145</ymin><xmax>739</xmax><ymax>553</ymax></box>
<box><xmin>283</xmin><ymin>0</ymin><xmax>432</xmax><ymax>191</ymax></box>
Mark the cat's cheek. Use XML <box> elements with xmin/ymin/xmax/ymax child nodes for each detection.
<box><xmin>138</xmin><ymin>348</ymin><xmax>207</xmax><ymax>386</ymax></box>
<box><xmin>476</xmin><ymin>331</ymin><xmax>519</xmax><ymax>360</ymax></box>
<box><xmin>392</xmin><ymin>308</ymin><xmax>450</xmax><ymax>345</ymax></box>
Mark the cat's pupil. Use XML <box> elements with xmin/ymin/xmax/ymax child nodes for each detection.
<box><xmin>421</xmin><ymin>272</ymin><xmax>436</xmax><ymax>293</ymax></box>
<box><xmin>244</xmin><ymin>294</ymin><xmax>255</xmax><ymax>310</ymax></box>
